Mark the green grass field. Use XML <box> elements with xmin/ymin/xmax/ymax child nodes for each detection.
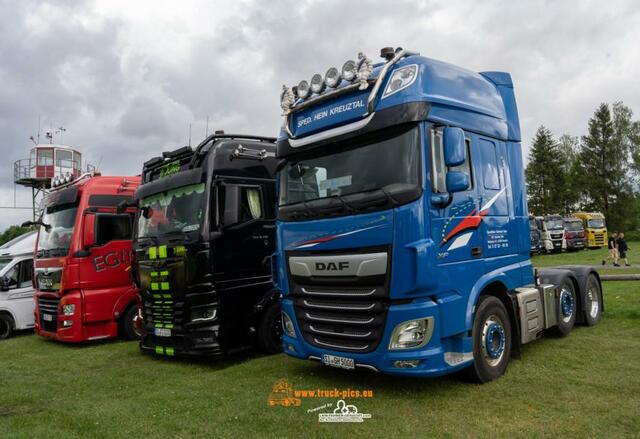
<box><xmin>532</xmin><ymin>241</ymin><xmax>640</xmax><ymax>275</ymax></box>
<box><xmin>1</xmin><ymin>251</ymin><xmax>639</xmax><ymax>437</ymax></box>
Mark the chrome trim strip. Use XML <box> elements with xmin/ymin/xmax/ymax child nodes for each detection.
<box><xmin>443</xmin><ymin>352</ymin><xmax>474</xmax><ymax>366</ymax></box>
<box><xmin>356</xmin><ymin>364</ymin><xmax>380</xmax><ymax>372</ymax></box>
<box><xmin>313</xmin><ymin>337</ymin><xmax>369</xmax><ymax>351</ymax></box>
<box><xmin>309</xmin><ymin>325</ymin><xmax>372</xmax><ymax>338</ymax></box>
<box><xmin>303</xmin><ymin>299</ymin><xmax>375</xmax><ymax>311</ymax></box>
<box><xmin>288</xmin><ymin>113</ymin><xmax>375</xmax><ymax>148</ymax></box>
<box><xmin>301</xmin><ymin>287</ymin><xmax>376</xmax><ymax>297</ymax></box>
<box><xmin>305</xmin><ymin>312</ymin><xmax>374</xmax><ymax>325</ymax></box>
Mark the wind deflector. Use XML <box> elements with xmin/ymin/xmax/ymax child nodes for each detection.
<box><xmin>135</xmin><ymin>168</ymin><xmax>203</xmax><ymax>200</ymax></box>
<box><xmin>45</xmin><ymin>186</ymin><xmax>79</xmax><ymax>211</ymax></box>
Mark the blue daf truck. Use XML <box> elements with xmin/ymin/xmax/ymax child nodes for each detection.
<box><xmin>274</xmin><ymin>47</ymin><xmax>604</xmax><ymax>382</ymax></box>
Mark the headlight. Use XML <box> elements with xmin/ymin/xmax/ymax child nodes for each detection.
<box><xmin>310</xmin><ymin>73</ymin><xmax>325</xmax><ymax>94</ymax></box>
<box><xmin>297</xmin><ymin>80</ymin><xmax>310</xmax><ymax>99</ymax></box>
<box><xmin>191</xmin><ymin>306</ymin><xmax>217</xmax><ymax>323</ymax></box>
<box><xmin>62</xmin><ymin>304</ymin><xmax>75</xmax><ymax>316</ymax></box>
<box><xmin>325</xmin><ymin>67</ymin><xmax>340</xmax><ymax>88</ymax></box>
<box><xmin>282</xmin><ymin>311</ymin><xmax>296</xmax><ymax>338</ymax></box>
<box><xmin>388</xmin><ymin>317</ymin><xmax>433</xmax><ymax>350</ymax></box>
<box><xmin>341</xmin><ymin>60</ymin><xmax>357</xmax><ymax>81</ymax></box>
<box><xmin>382</xmin><ymin>64</ymin><xmax>418</xmax><ymax>98</ymax></box>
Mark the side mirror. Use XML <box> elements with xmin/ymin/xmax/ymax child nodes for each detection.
<box><xmin>83</xmin><ymin>213</ymin><xmax>96</xmax><ymax>249</ymax></box>
<box><xmin>0</xmin><ymin>277</ymin><xmax>9</xmax><ymax>292</ymax></box>
<box><xmin>222</xmin><ymin>185</ymin><xmax>242</xmax><ymax>227</ymax></box>
<box><xmin>21</xmin><ymin>220</ymin><xmax>34</xmax><ymax>228</ymax></box>
<box><xmin>443</xmin><ymin>127</ymin><xmax>466</xmax><ymax>167</ymax></box>
<box><xmin>446</xmin><ymin>172</ymin><xmax>470</xmax><ymax>193</ymax></box>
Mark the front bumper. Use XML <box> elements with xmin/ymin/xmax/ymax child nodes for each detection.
<box><xmin>281</xmin><ymin>298</ymin><xmax>473</xmax><ymax>377</ymax></box>
<box><xmin>566</xmin><ymin>239</ymin><xmax>584</xmax><ymax>249</ymax></box>
<box><xmin>140</xmin><ymin>324</ymin><xmax>224</xmax><ymax>357</ymax></box>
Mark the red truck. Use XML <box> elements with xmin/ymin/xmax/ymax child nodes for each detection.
<box><xmin>25</xmin><ymin>172</ymin><xmax>141</xmax><ymax>342</ymax></box>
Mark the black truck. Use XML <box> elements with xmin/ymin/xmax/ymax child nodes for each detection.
<box><xmin>131</xmin><ymin>133</ymin><xmax>281</xmax><ymax>357</ymax></box>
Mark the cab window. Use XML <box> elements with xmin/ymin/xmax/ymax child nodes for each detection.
<box><xmin>95</xmin><ymin>214</ymin><xmax>133</xmax><ymax>246</ymax></box>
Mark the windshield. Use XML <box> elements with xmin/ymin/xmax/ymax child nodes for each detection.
<box><xmin>279</xmin><ymin>125</ymin><xmax>420</xmax><ymax>207</ymax></box>
<box><xmin>138</xmin><ymin>183</ymin><xmax>205</xmax><ymax>238</ymax></box>
<box><xmin>588</xmin><ymin>219</ymin><xmax>605</xmax><ymax>228</ymax></box>
<box><xmin>545</xmin><ymin>219</ymin><xmax>564</xmax><ymax>230</ymax></box>
<box><xmin>564</xmin><ymin>221</ymin><xmax>583</xmax><ymax>231</ymax></box>
<box><xmin>37</xmin><ymin>204</ymin><xmax>78</xmax><ymax>257</ymax></box>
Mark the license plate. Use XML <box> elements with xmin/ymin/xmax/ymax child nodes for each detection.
<box><xmin>322</xmin><ymin>354</ymin><xmax>355</xmax><ymax>370</ymax></box>
<box><xmin>43</xmin><ymin>314</ymin><xmax>53</xmax><ymax>322</ymax></box>
<box><xmin>154</xmin><ymin>328</ymin><xmax>171</xmax><ymax>337</ymax></box>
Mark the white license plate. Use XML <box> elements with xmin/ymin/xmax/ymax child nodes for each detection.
<box><xmin>43</xmin><ymin>314</ymin><xmax>53</xmax><ymax>322</ymax></box>
<box><xmin>154</xmin><ymin>328</ymin><xmax>171</xmax><ymax>337</ymax></box>
<box><xmin>322</xmin><ymin>354</ymin><xmax>355</xmax><ymax>370</ymax></box>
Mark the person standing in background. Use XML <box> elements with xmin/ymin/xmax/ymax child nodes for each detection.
<box><xmin>603</xmin><ymin>232</ymin><xmax>619</xmax><ymax>266</ymax></box>
<box><xmin>617</xmin><ymin>232</ymin><xmax>630</xmax><ymax>267</ymax></box>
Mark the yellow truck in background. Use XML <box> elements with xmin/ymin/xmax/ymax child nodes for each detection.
<box><xmin>574</xmin><ymin>212</ymin><xmax>607</xmax><ymax>248</ymax></box>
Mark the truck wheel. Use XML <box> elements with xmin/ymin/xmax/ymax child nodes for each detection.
<box><xmin>583</xmin><ymin>274</ymin><xmax>602</xmax><ymax>326</ymax></box>
<box><xmin>0</xmin><ymin>314</ymin><xmax>14</xmax><ymax>340</ymax></box>
<box><xmin>119</xmin><ymin>304</ymin><xmax>142</xmax><ymax>341</ymax></box>
<box><xmin>466</xmin><ymin>296</ymin><xmax>512</xmax><ymax>383</ymax></box>
<box><xmin>256</xmin><ymin>302</ymin><xmax>283</xmax><ymax>355</ymax></box>
<box><xmin>551</xmin><ymin>279</ymin><xmax>577</xmax><ymax>336</ymax></box>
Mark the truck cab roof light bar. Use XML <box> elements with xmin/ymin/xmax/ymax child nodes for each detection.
<box><xmin>283</xmin><ymin>47</ymin><xmax>419</xmax><ymax>139</ymax></box>
<box><xmin>230</xmin><ymin>145</ymin><xmax>275</xmax><ymax>161</ymax></box>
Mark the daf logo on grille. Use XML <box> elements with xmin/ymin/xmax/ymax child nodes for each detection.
<box><xmin>289</xmin><ymin>252</ymin><xmax>387</xmax><ymax>278</ymax></box>
<box><xmin>315</xmin><ymin>262</ymin><xmax>350</xmax><ymax>271</ymax></box>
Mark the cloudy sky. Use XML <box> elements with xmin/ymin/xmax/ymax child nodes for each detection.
<box><xmin>1</xmin><ymin>0</ymin><xmax>639</xmax><ymax>229</ymax></box>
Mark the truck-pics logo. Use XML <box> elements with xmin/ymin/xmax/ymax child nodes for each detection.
<box><xmin>267</xmin><ymin>379</ymin><xmax>302</xmax><ymax>407</ymax></box>
<box><xmin>315</xmin><ymin>261</ymin><xmax>349</xmax><ymax>271</ymax></box>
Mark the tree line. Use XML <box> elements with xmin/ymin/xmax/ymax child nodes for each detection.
<box><xmin>525</xmin><ymin>101</ymin><xmax>640</xmax><ymax>231</ymax></box>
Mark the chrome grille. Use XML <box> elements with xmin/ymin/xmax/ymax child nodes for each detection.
<box><xmin>38</xmin><ymin>296</ymin><xmax>59</xmax><ymax>332</ymax></box>
<box><xmin>292</xmin><ymin>285</ymin><xmax>388</xmax><ymax>353</ymax></box>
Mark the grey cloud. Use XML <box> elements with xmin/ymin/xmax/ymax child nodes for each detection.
<box><xmin>0</xmin><ymin>0</ymin><xmax>639</xmax><ymax>230</ymax></box>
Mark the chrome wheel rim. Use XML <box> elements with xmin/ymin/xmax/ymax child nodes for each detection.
<box><xmin>559</xmin><ymin>286</ymin><xmax>575</xmax><ymax>323</ymax></box>
<box><xmin>482</xmin><ymin>314</ymin><xmax>505</xmax><ymax>367</ymax></box>
<box><xmin>587</xmin><ymin>283</ymin><xmax>600</xmax><ymax>319</ymax></box>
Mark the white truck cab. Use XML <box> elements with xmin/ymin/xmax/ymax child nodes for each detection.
<box><xmin>0</xmin><ymin>231</ymin><xmax>37</xmax><ymax>339</ymax></box>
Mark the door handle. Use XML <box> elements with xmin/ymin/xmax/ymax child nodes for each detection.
<box><xmin>471</xmin><ymin>247</ymin><xmax>482</xmax><ymax>257</ymax></box>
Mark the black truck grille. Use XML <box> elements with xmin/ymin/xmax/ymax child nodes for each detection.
<box><xmin>38</xmin><ymin>296</ymin><xmax>59</xmax><ymax>332</ymax></box>
<box><xmin>143</xmin><ymin>293</ymin><xmax>183</xmax><ymax>330</ymax></box>
<box><xmin>292</xmin><ymin>286</ymin><xmax>388</xmax><ymax>353</ymax></box>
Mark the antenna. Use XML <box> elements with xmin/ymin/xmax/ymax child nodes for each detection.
<box><xmin>37</xmin><ymin>115</ymin><xmax>41</xmax><ymax>144</ymax></box>
<box><xmin>56</xmin><ymin>126</ymin><xmax>66</xmax><ymax>143</ymax></box>
<box><xmin>188</xmin><ymin>123</ymin><xmax>192</xmax><ymax>147</ymax></box>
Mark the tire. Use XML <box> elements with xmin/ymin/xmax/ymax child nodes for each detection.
<box><xmin>582</xmin><ymin>273</ymin><xmax>603</xmax><ymax>326</ymax></box>
<box><xmin>119</xmin><ymin>304</ymin><xmax>142</xmax><ymax>341</ymax></box>
<box><xmin>0</xmin><ymin>314</ymin><xmax>14</xmax><ymax>340</ymax></box>
<box><xmin>465</xmin><ymin>296</ymin><xmax>512</xmax><ymax>383</ymax></box>
<box><xmin>550</xmin><ymin>278</ymin><xmax>577</xmax><ymax>336</ymax></box>
<box><xmin>256</xmin><ymin>302</ymin><xmax>283</xmax><ymax>355</ymax></box>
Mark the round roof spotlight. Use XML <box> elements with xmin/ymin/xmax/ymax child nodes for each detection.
<box><xmin>342</xmin><ymin>60</ymin><xmax>357</xmax><ymax>81</ymax></box>
<box><xmin>310</xmin><ymin>74</ymin><xmax>325</xmax><ymax>94</ymax></box>
<box><xmin>325</xmin><ymin>67</ymin><xmax>340</xmax><ymax>88</ymax></box>
<box><xmin>297</xmin><ymin>80</ymin><xmax>310</xmax><ymax>99</ymax></box>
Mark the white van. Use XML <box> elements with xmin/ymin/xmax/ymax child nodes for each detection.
<box><xmin>0</xmin><ymin>231</ymin><xmax>37</xmax><ymax>339</ymax></box>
